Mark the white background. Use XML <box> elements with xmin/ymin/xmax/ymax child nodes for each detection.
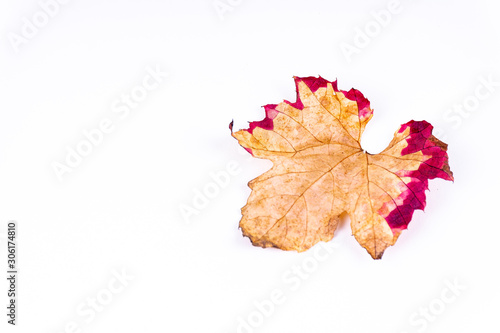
<box><xmin>0</xmin><ymin>0</ymin><xmax>499</xmax><ymax>332</ymax></box>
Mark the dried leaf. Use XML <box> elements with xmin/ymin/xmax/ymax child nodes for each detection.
<box><xmin>231</xmin><ymin>76</ymin><xmax>453</xmax><ymax>259</ymax></box>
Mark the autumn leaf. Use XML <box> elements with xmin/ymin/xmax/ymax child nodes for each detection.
<box><xmin>230</xmin><ymin>76</ymin><xmax>453</xmax><ymax>259</ymax></box>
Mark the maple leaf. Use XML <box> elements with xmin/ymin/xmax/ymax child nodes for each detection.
<box><xmin>231</xmin><ymin>76</ymin><xmax>453</xmax><ymax>259</ymax></box>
